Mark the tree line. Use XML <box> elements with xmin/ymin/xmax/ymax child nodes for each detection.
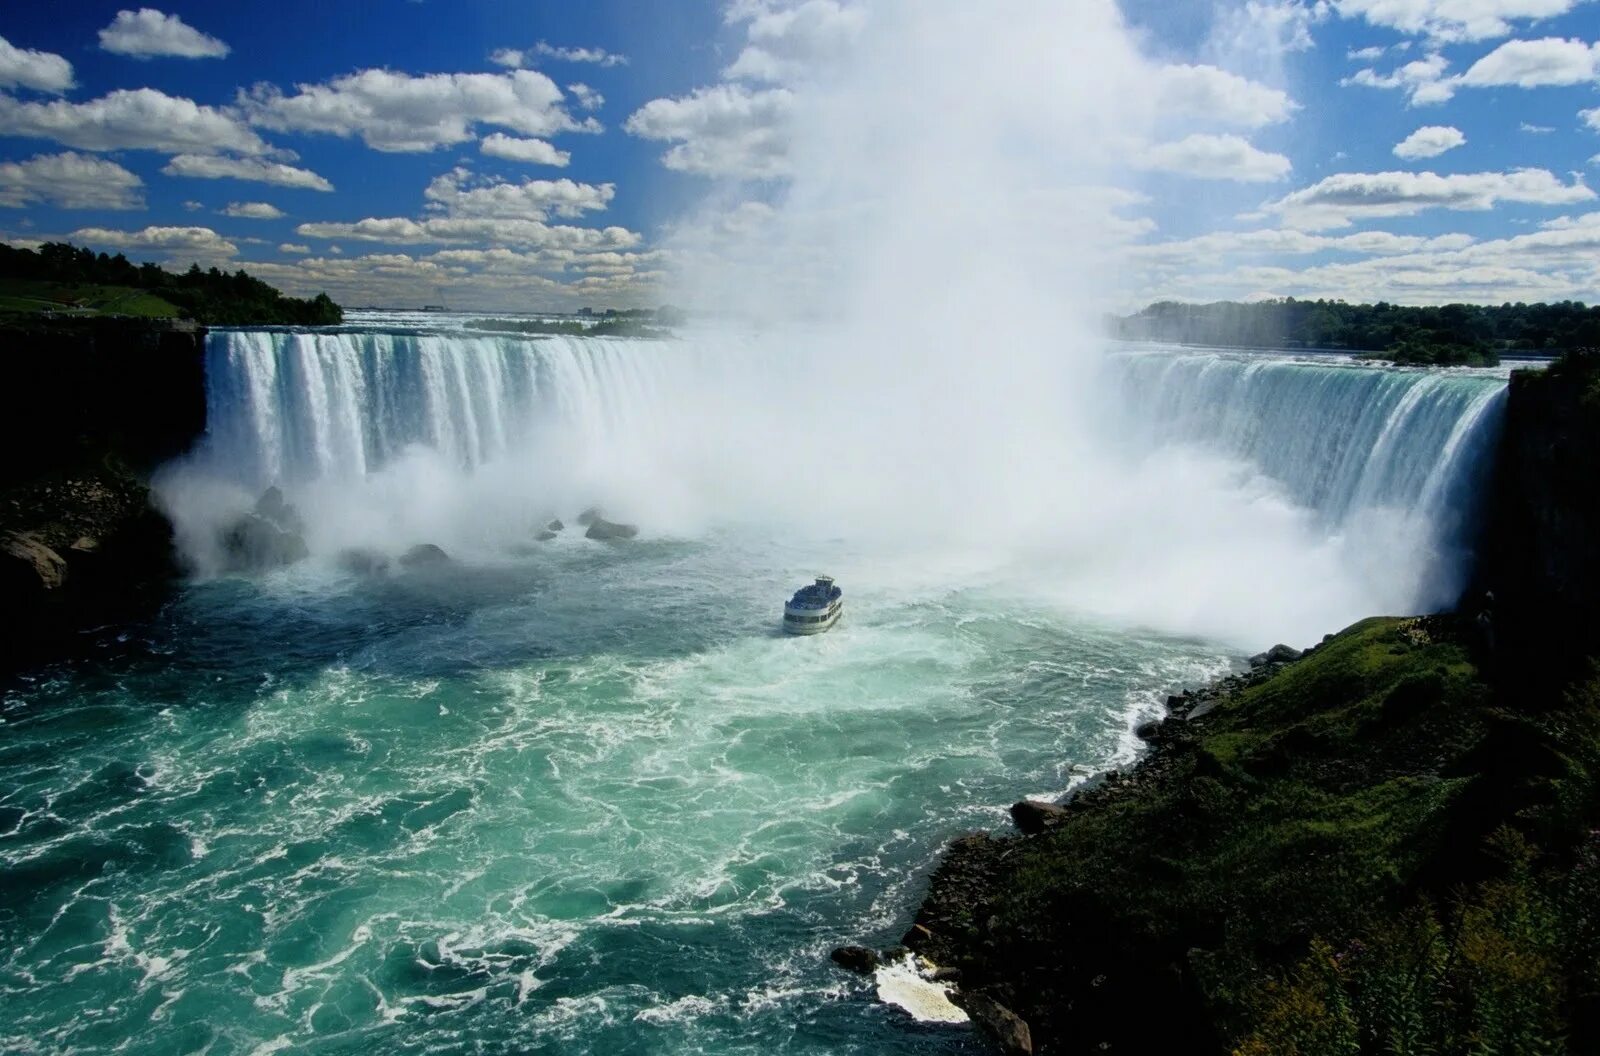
<box><xmin>0</xmin><ymin>241</ymin><xmax>342</xmax><ymax>326</ymax></box>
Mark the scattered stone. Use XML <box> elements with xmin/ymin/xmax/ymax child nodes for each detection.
<box><xmin>69</xmin><ymin>535</ymin><xmax>99</xmax><ymax>553</ymax></box>
<box><xmin>399</xmin><ymin>543</ymin><xmax>451</xmax><ymax>569</ymax></box>
<box><xmin>1010</xmin><ymin>799</ymin><xmax>1069</xmax><ymax>835</ymax></box>
<box><xmin>830</xmin><ymin>945</ymin><xmax>880</xmax><ymax>975</ymax></box>
<box><xmin>1135</xmin><ymin>719</ymin><xmax>1165</xmax><ymax>742</ymax></box>
<box><xmin>585</xmin><ymin>517</ymin><xmax>639</xmax><ymax>541</ymax></box>
<box><xmin>957</xmin><ymin>993</ymin><xmax>1034</xmax><ymax>1056</ymax></box>
<box><xmin>902</xmin><ymin>923</ymin><xmax>935</xmax><ymax>948</ymax></box>
<box><xmin>1249</xmin><ymin>643</ymin><xmax>1302</xmax><ymax>667</ymax></box>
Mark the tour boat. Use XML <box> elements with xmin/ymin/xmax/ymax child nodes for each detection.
<box><xmin>784</xmin><ymin>575</ymin><xmax>844</xmax><ymax>635</ymax></box>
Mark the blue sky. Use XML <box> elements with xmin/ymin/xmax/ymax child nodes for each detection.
<box><xmin>1</xmin><ymin>1</ymin><xmax>1598</xmax><ymax>309</ymax></box>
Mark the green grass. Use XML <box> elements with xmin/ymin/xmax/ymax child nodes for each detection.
<box><xmin>0</xmin><ymin>279</ymin><xmax>182</xmax><ymax>318</ymax></box>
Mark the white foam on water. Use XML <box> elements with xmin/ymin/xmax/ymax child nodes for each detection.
<box><xmin>874</xmin><ymin>956</ymin><xmax>969</xmax><ymax>1024</ymax></box>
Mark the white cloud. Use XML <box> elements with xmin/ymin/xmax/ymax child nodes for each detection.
<box><xmin>0</xmin><ymin>34</ymin><xmax>74</xmax><ymax>93</ymax></box>
<box><xmin>1135</xmin><ymin>134</ymin><xmax>1292</xmax><ymax>182</ymax></box>
<box><xmin>162</xmin><ymin>153</ymin><xmax>334</xmax><ymax>191</ymax></box>
<box><xmin>1261</xmin><ymin>167</ymin><xmax>1595</xmax><ymax>228</ymax></box>
<box><xmin>567</xmin><ymin>83</ymin><xmax>604</xmax><ymax>111</ymax></box>
<box><xmin>1348</xmin><ymin>44</ymin><xmax>1388</xmax><ymax>60</ymax></box>
<box><xmin>0</xmin><ymin>152</ymin><xmax>144</xmax><ymax>210</ymax></box>
<box><xmin>182</xmin><ymin>200</ymin><xmax>202</xmax><ymax>211</ymax></box>
<box><xmin>625</xmin><ymin>84</ymin><xmax>793</xmax><ymax>178</ymax></box>
<box><xmin>70</xmin><ymin>224</ymin><xmax>238</xmax><ymax>257</ymax></box>
<box><xmin>99</xmin><ymin>8</ymin><xmax>229</xmax><ymax>59</ymax></box>
<box><xmin>1459</xmin><ymin>36</ymin><xmax>1600</xmax><ymax>86</ymax></box>
<box><xmin>535</xmin><ymin>42</ymin><xmax>628</xmax><ymax>66</ymax></box>
<box><xmin>294</xmin><ymin>215</ymin><xmax>641</xmax><ymax>250</ymax></box>
<box><xmin>1582</xmin><ymin>106</ymin><xmax>1600</xmax><ymax>129</ymax></box>
<box><xmin>221</xmin><ymin>201</ymin><xmax>284</xmax><ymax>219</ymax></box>
<box><xmin>422</xmin><ymin>169</ymin><xmax>613</xmax><ymax>220</ymax></box>
<box><xmin>1393</xmin><ymin>124</ymin><xmax>1466</xmax><ymax>158</ymax></box>
<box><xmin>479</xmin><ymin>133</ymin><xmax>571</xmax><ymax>166</ymax></box>
<box><xmin>279</xmin><ymin>242</ymin><xmax>310</xmax><ymax>253</ymax></box>
<box><xmin>1153</xmin><ymin>65</ymin><xmax>1299</xmax><ymax>128</ymax></box>
<box><xmin>1521</xmin><ymin>121</ymin><xmax>1556</xmax><ymax>131</ymax></box>
<box><xmin>241</xmin><ymin>69</ymin><xmax>591</xmax><ymax>153</ymax></box>
<box><xmin>1332</xmin><ymin>0</ymin><xmax>1585</xmax><ymax>43</ymax></box>
<box><xmin>1342</xmin><ymin>52</ymin><xmax>1453</xmax><ymax>104</ymax></box>
<box><xmin>0</xmin><ymin>88</ymin><xmax>268</xmax><ymax>154</ymax></box>
<box><xmin>723</xmin><ymin>0</ymin><xmax>866</xmax><ymax>83</ymax></box>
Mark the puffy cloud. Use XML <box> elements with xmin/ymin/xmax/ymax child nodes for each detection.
<box><xmin>162</xmin><ymin>153</ymin><xmax>334</xmax><ymax>191</ymax></box>
<box><xmin>480</xmin><ymin>132</ymin><xmax>571</xmax><ymax>166</ymax></box>
<box><xmin>1342</xmin><ymin>52</ymin><xmax>1453</xmax><ymax>104</ymax></box>
<box><xmin>98</xmin><ymin>8</ymin><xmax>229</xmax><ymax>59</ymax></box>
<box><xmin>422</xmin><ymin>169</ymin><xmax>613</xmax><ymax>220</ymax></box>
<box><xmin>723</xmin><ymin>0</ymin><xmax>866</xmax><ymax>83</ymax></box>
<box><xmin>1459</xmin><ymin>36</ymin><xmax>1600</xmax><ymax>86</ymax></box>
<box><xmin>1393</xmin><ymin>124</ymin><xmax>1466</xmax><ymax>158</ymax></box>
<box><xmin>1348</xmin><ymin>44</ymin><xmax>1388</xmax><ymax>60</ymax></box>
<box><xmin>567</xmin><ymin>83</ymin><xmax>604</xmax><ymax>111</ymax></box>
<box><xmin>1583</xmin><ymin>106</ymin><xmax>1600</xmax><ymax>129</ymax></box>
<box><xmin>490</xmin><ymin>42</ymin><xmax>628</xmax><ymax>69</ymax></box>
<box><xmin>0</xmin><ymin>34</ymin><xmax>74</xmax><ymax>93</ymax></box>
<box><xmin>1332</xmin><ymin>0</ymin><xmax>1585</xmax><ymax>43</ymax></box>
<box><xmin>1521</xmin><ymin>122</ymin><xmax>1556</xmax><ymax>131</ymax></box>
<box><xmin>240</xmin><ymin>69</ymin><xmax>590</xmax><ymax>153</ymax></box>
<box><xmin>1260</xmin><ymin>168</ymin><xmax>1595</xmax><ymax>228</ymax></box>
<box><xmin>295</xmin><ymin>215</ymin><xmax>641</xmax><ymax>251</ymax></box>
<box><xmin>278</xmin><ymin>242</ymin><xmax>310</xmax><ymax>253</ymax></box>
<box><xmin>1131</xmin><ymin>227</ymin><xmax>1477</xmax><ymax>260</ymax></box>
<box><xmin>221</xmin><ymin>201</ymin><xmax>284</xmax><ymax>219</ymax></box>
<box><xmin>1134</xmin><ymin>134</ymin><xmax>1292</xmax><ymax>182</ymax></box>
<box><xmin>1153</xmin><ymin>65</ymin><xmax>1298</xmax><ymax>128</ymax></box>
<box><xmin>0</xmin><ymin>87</ymin><xmax>268</xmax><ymax>154</ymax></box>
<box><xmin>0</xmin><ymin>152</ymin><xmax>144</xmax><ymax>210</ymax></box>
<box><xmin>70</xmin><ymin>224</ymin><xmax>238</xmax><ymax>257</ymax></box>
<box><xmin>625</xmin><ymin>84</ymin><xmax>793</xmax><ymax>178</ymax></box>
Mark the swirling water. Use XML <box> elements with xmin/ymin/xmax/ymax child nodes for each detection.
<box><xmin>0</xmin><ymin>328</ymin><xmax>1509</xmax><ymax>1054</ymax></box>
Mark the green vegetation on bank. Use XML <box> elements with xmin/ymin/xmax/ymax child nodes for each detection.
<box><xmin>1115</xmin><ymin>298</ymin><xmax>1600</xmax><ymax>366</ymax></box>
<box><xmin>0</xmin><ymin>242</ymin><xmax>341</xmax><ymax>326</ymax></box>
<box><xmin>913</xmin><ymin>611</ymin><xmax>1600</xmax><ymax>1053</ymax></box>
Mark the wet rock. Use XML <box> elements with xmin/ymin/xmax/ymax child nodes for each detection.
<box><xmin>957</xmin><ymin>992</ymin><xmax>1033</xmax><ymax>1055</ymax></box>
<box><xmin>545</xmin><ymin>519</ymin><xmax>564</xmax><ymax>532</ymax></box>
<box><xmin>399</xmin><ymin>543</ymin><xmax>451</xmax><ymax>569</ymax></box>
<box><xmin>902</xmin><ymin>923</ymin><xmax>935</xmax><ymax>949</ymax></box>
<box><xmin>830</xmin><ymin>945</ymin><xmax>880</xmax><ymax>975</ymax></box>
<box><xmin>2</xmin><ymin>531</ymin><xmax>68</xmax><ymax>592</ymax></box>
<box><xmin>1135</xmin><ymin>719</ymin><xmax>1165</xmax><ymax>742</ymax></box>
<box><xmin>69</xmin><ymin>535</ymin><xmax>99</xmax><ymax>553</ymax></box>
<box><xmin>585</xmin><ymin>517</ymin><xmax>639</xmax><ymax>541</ymax></box>
<box><xmin>221</xmin><ymin>513</ymin><xmax>308</xmax><ymax>572</ymax></box>
<box><xmin>1010</xmin><ymin>799</ymin><xmax>1069</xmax><ymax>835</ymax></box>
<box><xmin>337</xmin><ymin>548</ymin><xmax>390</xmax><ymax>577</ymax></box>
<box><xmin>576</xmin><ymin>507</ymin><xmax>603</xmax><ymax>527</ymax></box>
<box><xmin>253</xmin><ymin>486</ymin><xmax>305</xmax><ymax>536</ymax></box>
<box><xmin>535</xmin><ymin>530</ymin><xmax>559</xmax><ymax>542</ymax></box>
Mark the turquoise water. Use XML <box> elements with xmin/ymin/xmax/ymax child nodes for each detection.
<box><xmin>0</xmin><ymin>533</ymin><xmax>1231</xmax><ymax>1055</ymax></box>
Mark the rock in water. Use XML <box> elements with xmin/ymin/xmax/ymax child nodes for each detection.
<box><xmin>576</xmin><ymin>507</ymin><xmax>603</xmax><ymax>527</ymax></box>
<box><xmin>535</xmin><ymin>530</ymin><xmax>559</xmax><ymax>542</ymax></box>
<box><xmin>545</xmin><ymin>518</ymin><xmax>564</xmax><ymax>532</ymax></box>
<box><xmin>337</xmin><ymin>548</ymin><xmax>390</xmax><ymax>577</ymax></box>
<box><xmin>830</xmin><ymin>946</ymin><xmax>881</xmax><ymax>975</ymax></box>
<box><xmin>253</xmin><ymin>486</ymin><xmax>306</xmax><ymax>536</ymax></box>
<box><xmin>957</xmin><ymin>993</ymin><xmax>1033</xmax><ymax>1056</ymax></box>
<box><xmin>1010</xmin><ymin>799</ymin><xmax>1069</xmax><ymax>835</ymax></box>
<box><xmin>399</xmin><ymin>543</ymin><xmax>451</xmax><ymax>569</ymax></box>
<box><xmin>221</xmin><ymin>514</ymin><xmax>309</xmax><ymax>572</ymax></box>
<box><xmin>585</xmin><ymin>518</ymin><xmax>639</xmax><ymax>541</ymax></box>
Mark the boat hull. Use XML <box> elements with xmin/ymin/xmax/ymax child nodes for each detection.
<box><xmin>783</xmin><ymin>602</ymin><xmax>843</xmax><ymax>635</ymax></box>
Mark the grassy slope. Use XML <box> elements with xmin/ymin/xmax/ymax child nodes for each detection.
<box><xmin>0</xmin><ymin>278</ymin><xmax>181</xmax><ymax>318</ymax></box>
<box><xmin>914</xmin><ymin>616</ymin><xmax>1600</xmax><ymax>1053</ymax></box>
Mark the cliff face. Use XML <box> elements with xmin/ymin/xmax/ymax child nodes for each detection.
<box><xmin>0</xmin><ymin>318</ymin><xmax>208</xmax><ymax>670</ymax></box>
<box><xmin>1483</xmin><ymin>355</ymin><xmax>1600</xmax><ymax>674</ymax></box>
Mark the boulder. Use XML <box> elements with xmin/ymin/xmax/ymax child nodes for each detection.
<box><xmin>829</xmin><ymin>945</ymin><xmax>880</xmax><ymax>975</ymax></box>
<box><xmin>2</xmin><ymin>531</ymin><xmax>68</xmax><ymax>592</ymax></box>
<box><xmin>957</xmin><ymin>993</ymin><xmax>1033</xmax><ymax>1056</ymax></box>
<box><xmin>221</xmin><ymin>513</ymin><xmax>308</xmax><ymax>572</ymax></box>
<box><xmin>337</xmin><ymin>548</ymin><xmax>390</xmax><ymax>577</ymax></box>
<box><xmin>535</xmin><ymin>530</ymin><xmax>559</xmax><ymax>542</ymax></box>
<box><xmin>253</xmin><ymin>486</ymin><xmax>305</xmax><ymax>536</ymax></box>
<box><xmin>545</xmin><ymin>519</ymin><xmax>565</xmax><ymax>532</ymax></box>
<box><xmin>399</xmin><ymin>543</ymin><xmax>451</xmax><ymax>569</ymax></box>
<box><xmin>576</xmin><ymin>507</ymin><xmax>603</xmax><ymax>527</ymax></box>
<box><xmin>1010</xmin><ymin>799</ymin><xmax>1070</xmax><ymax>835</ymax></box>
<box><xmin>1249</xmin><ymin>643</ymin><xmax>1302</xmax><ymax>667</ymax></box>
<box><xmin>585</xmin><ymin>518</ymin><xmax>639</xmax><ymax>541</ymax></box>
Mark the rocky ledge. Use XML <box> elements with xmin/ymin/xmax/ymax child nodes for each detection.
<box><xmin>840</xmin><ymin>615</ymin><xmax>1600</xmax><ymax>1054</ymax></box>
